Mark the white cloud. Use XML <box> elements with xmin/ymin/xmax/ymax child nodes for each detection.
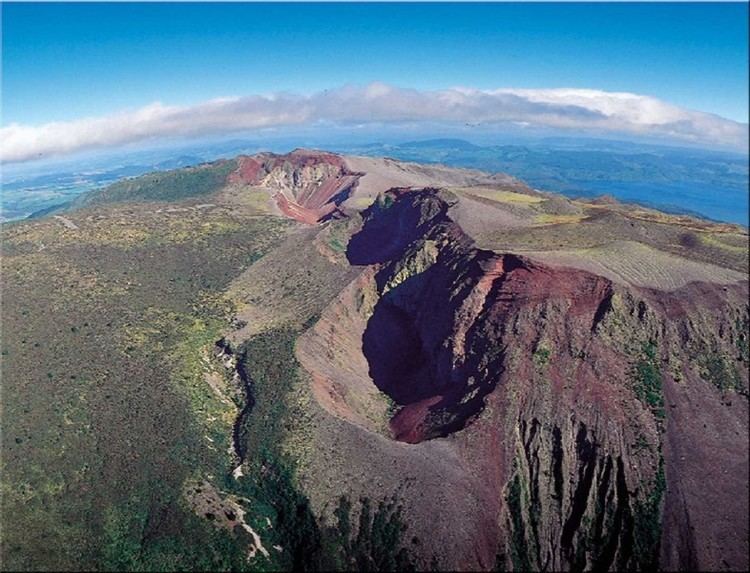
<box><xmin>1</xmin><ymin>83</ymin><xmax>747</xmax><ymax>163</ymax></box>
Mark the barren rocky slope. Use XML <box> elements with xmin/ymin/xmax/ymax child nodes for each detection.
<box><xmin>2</xmin><ymin>150</ymin><xmax>747</xmax><ymax>571</ymax></box>
<box><xmin>297</xmin><ymin>187</ymin><xmax>747</xmax><ymax>570</ymax></box>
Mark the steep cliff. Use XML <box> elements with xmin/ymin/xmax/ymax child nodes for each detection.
<box><xmin>297</xmin><ymin>187</ymin><xmax>748</xmax><ymax>571</ymax></box>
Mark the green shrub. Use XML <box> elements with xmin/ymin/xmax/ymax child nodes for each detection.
<box><xmin>632</xmin><ymin>342</ymin><xmax>664</xmax><ymax>419</ymax></box>
<box><xmin>631</xmin><ymin>456</ymin><xmax>666</xmax><ymax>571</ymax></box>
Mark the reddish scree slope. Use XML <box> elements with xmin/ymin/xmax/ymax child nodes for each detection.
<box><xmin>227</xmin><ymin>150</ymin><xmax>362</xmax><ymax>223</ymax></box>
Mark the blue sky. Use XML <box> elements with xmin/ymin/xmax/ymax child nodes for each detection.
<box><xmin>1</xmin><ymin>2</ymin><xmax>748</xmax><ymax>161</ymax></box>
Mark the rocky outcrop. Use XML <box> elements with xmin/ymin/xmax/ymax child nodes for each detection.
<box><xmin>297</xmin><ymin>187</ymin><xmax>749</xmax><ymax>571</ymax></box>
<box><xmin>228</xmin><ymin>149</ymin><xmax>362</xmax><ymax>224</ymax></box>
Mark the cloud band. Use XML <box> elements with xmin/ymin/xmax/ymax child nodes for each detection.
<box><xmin>1</xmin><ymin>83</ymin><xmax>747</xmax><ymax>163</ymax></box>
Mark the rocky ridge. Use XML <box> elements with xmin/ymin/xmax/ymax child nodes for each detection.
<box><xmin>293</xmin><ymin>183</ymin><xmax>748</xmax><ymax>570</ymax></box>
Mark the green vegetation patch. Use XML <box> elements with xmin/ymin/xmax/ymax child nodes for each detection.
<box><xmin>628</xmin><ymin>344</ymin><xmax>667</xmax><ymax>569</ymax></box>
<box><xmin>532</xmin><ymin>345</ymin><xmax>551</xmax><ymax>368</ymax></box>
<box><xmin>632</xmin><ymin>342</ymin><xmax>665</xmax><ymax>420</ymax></box>
<box><xmin>736</xmin><ymin>315</ymin><xmax>750</xmax><ymax>364</ymax></box>
<box><xmin>631</xmin><ymin>456</ymin><xmax>666</xmax><ymax>571</ymax></box>
<box><xmin>100</xmin><ymin>487</ymin><xmax>249</xmax><ymax>572</ymax></box>
<box><xmin>0</xmin><ymin>209</ymin><xmax>288</xmax><ymax>570</ymax></box>
<box><xmin>78</xmin><ymin>159</ymin><xmax>237</xmax><ymax>205</ymax></box>
<box><xmin>370</xmin><ymin>192</ymin><xmax>395</xmax><ymax>213</ymax></box>
<box><xmin>323</xmin><ymin>217</ymin><xmax>356</xmax><ymax>255</ymax></box>
<box><xmin>505</xmin><ymin>471</ymin><xmax>533</xmax><ymax>573</ymax></box>
<box><xmin>698</xmin><ymin>351</ymin><xmax>746</xmax><ymax>394</ymax></box>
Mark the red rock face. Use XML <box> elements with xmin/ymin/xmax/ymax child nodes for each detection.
<box><xmin>374</xmin><ymin>255</ymin><xmax>618</xmax><ymax>444</ymax></box>
<box><xmin>301</xmin><ymin>187</ymin><xmax>748</xmax><ymax>571</ymax></box>
<box><xmin>227</xmin><ymin>150</ymin><xmax>362</xmax><ymax>224</ymax></box>
<box><xmin>345</xmin><ymin>189</ymin><xmax>619</xmax><ymax>444</ymax></box>
<box><xmin>227</xmin><ymin>156</ymin><xmax>265</xmax><ymax>185</ymax></box>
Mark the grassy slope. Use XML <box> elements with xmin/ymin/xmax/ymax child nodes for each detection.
<box><xmin>1</xmin><ymin>174</ymin><xmax>416</xmax><ymax>571</ymax></box>
<box><xmin>74</xmin><ymin>160</ymin><xmax>238</xmax><ymax>207</ymax></box>
<box><xmin>0</xmin><ymin>201</ymin><xmax>291</xmax><ymax>570</ymax></box>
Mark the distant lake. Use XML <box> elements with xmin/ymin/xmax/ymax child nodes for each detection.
<box><xmin>524</xmin><ymin>178</ymin><xmax>749</xmax><ymax>226</ymax></box>
<box><xmin>342</xmin><ymin>139</ymin><xmax>750</xmax><ymax>228</ymax></box>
